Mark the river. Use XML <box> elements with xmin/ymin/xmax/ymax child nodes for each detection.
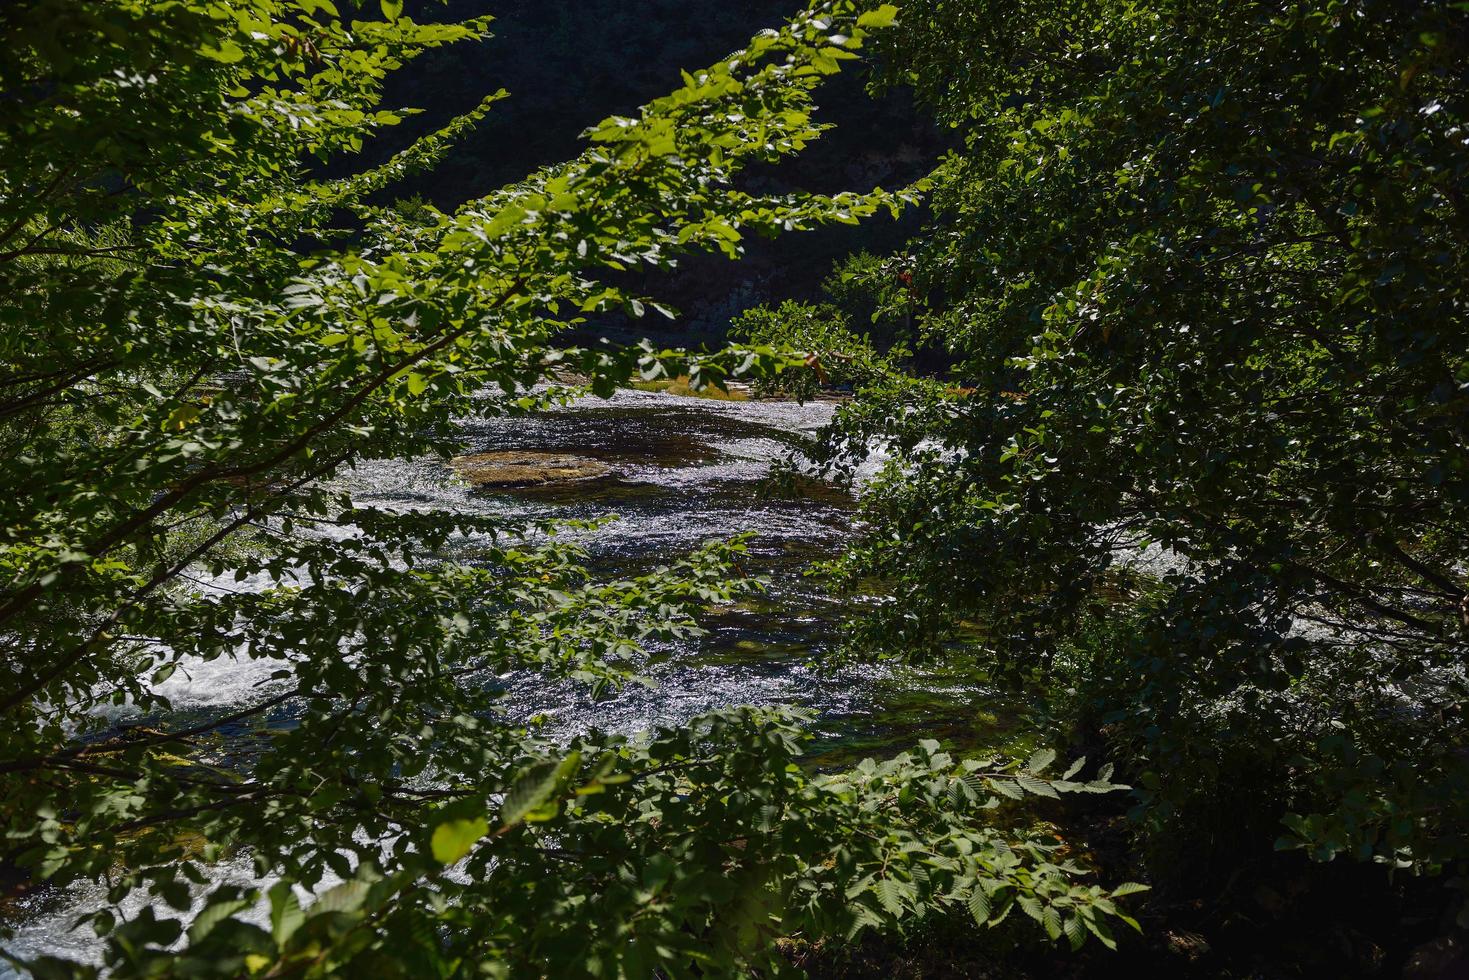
<box><xmin>1</xmin><ymin>389</ymin><xmax>1003</xmax><ymax>969</ymax></box>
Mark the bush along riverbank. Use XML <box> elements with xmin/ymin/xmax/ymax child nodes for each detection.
<box><xmin>786</xmin><ymin>0</ymin><xmax>1469</xmax><ymax>975</ymax></box>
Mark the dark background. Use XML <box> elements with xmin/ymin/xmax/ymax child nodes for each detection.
<box><xmin>368</xmin><ymin>0</ymin><xmax>941</xmax><ymax>343</ymax></box>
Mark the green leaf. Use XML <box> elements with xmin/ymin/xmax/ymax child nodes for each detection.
<box><xmin>199</xmin><ymin>39</ymin><xmax>245</xmax><ymax>63</ymax></box>
<box><xmin>431</xmin><ymin>816</ymin><xmax>489</xmax><ymax>864</ymax></box>
<box><xmin>987</xmin><ymin>777</ymin><xmax>1025</xmax><ymax>800</ymax></box>
<box><xmin>966</xmin><ymin>888</ymin><xmax>991</xmax><ymax>924</ymax></box>
<box><xmin>1015</xmin><ymin>775</ymin><xmax>1060</xmax><ymax>799</ymax></box>
<box><xmin>1042</xmin><ymin>904</ymin><xmax>1063</xmax><ymax>940</ymax></box>
<box><xmin>856</xmin><ymin>5</ymin><xmax>899</xmax><ymax>29</ymax></box>
<box><xmin>316</xmin><ymin>867</ymin><xmax>380</xmax><ymax>915</ymax></box>
<box><xmin>1026</xmin><ymin>748</ymin><xmax>1057</xmax><ymax>774</ymax></box>
<box><xmin>267</xmin><ymin>882</ymin><xmax>304</xmax><ymax>948</ymax></box>
<box><xmin>1086</xmin><ymin>917</ymin><xmax>1119</xmax><ymax>951</ymax></box>
<box><xmin>874</xmin><ymin>878</ymin><xmax>905</xmax><ymax>917</ymax></box>
<box><xmin>187</xmin><ymin>897</ymin><xmax>252</xmax><ymax>944</ymax></box>
<box><xmin>163</xmin><ymin>405</ymin><xmax>202</xmax><ymax>431</ymax></box>
<box><xmin>1064</xmin><ymin>913</ymin><xmax>1086</xmax><ymax>949</ymax></box>
<box><xmin>380</xmin><ymin>0</ymin><xmax>403</xmax><ymax>20</ymax></box>
<box><xmin>499</xmin><ymin>760</ymin><xmax>560</xmax><ymax>828</ymax></box>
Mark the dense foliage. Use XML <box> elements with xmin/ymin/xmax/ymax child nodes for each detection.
<box><xmin>728</xmin><ymin>300</ymin><xmax>901</xmax><ymax>399</ymax></box>
<box><xmin>812</xmin><ymin>0</ymin><xmax>1469</xmax><ymax>957</ymax></box>
<box><xmin>13</xmin><ymin>0</ymin><xmax>1458</xmax><ymax>970</ymax></box>
<box><xmin>0</xmin><ymin>0</ymin><xmax>1146</xmax><ymax>975</ymax></box>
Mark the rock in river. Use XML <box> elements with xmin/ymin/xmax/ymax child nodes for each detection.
<box><xmin>449</xmin><ymin>450</ymin><xmax>612</xmax><ymax>488</ymax></box>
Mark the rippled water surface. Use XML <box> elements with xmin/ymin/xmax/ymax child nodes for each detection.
<box><xmin>3</xmin><ymin>389</ymin><xmax>1005</xmax><ymax>968</ymax></box>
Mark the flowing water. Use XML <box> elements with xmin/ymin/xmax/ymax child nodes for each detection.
<box><xmin>2</xmin><ymin>389</ymin><xmax>1011</xmax><ymax>969</ymax></box>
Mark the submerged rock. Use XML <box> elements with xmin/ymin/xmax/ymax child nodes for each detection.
<box><xmin>449</xmin><ymin>451</ymin><xmax>612</xmax><ymax>487</ymax></box>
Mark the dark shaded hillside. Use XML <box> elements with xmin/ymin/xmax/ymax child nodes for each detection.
<box><xmin>374</xmin><ymin>0</ymin><xmax>940</xmax><ymax>341</ymax></box>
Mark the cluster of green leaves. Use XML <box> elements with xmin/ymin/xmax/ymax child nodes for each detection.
<box><xmin>47</xmin><ymin>711</ymin><xmax>1136</xmax><ymax>977</ymax></box>
<box><xmin>728</xmin><ymin>300</ymin><xmax>904</xmax><ymax>399</ymax></box>
<box><xmin>819</xmin><ymin>250</ymin><xmax>908</xmax><ymax>343</ymax></box>
<box><xmin>815</xmin><ymin>0</ymin><xmax>1469</xmax><ymax>905</ymax></box>
<box><xmin>0</xmin><ymin>0</ymin><xmax>1141</xmax><ymax>973</ymax></box>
